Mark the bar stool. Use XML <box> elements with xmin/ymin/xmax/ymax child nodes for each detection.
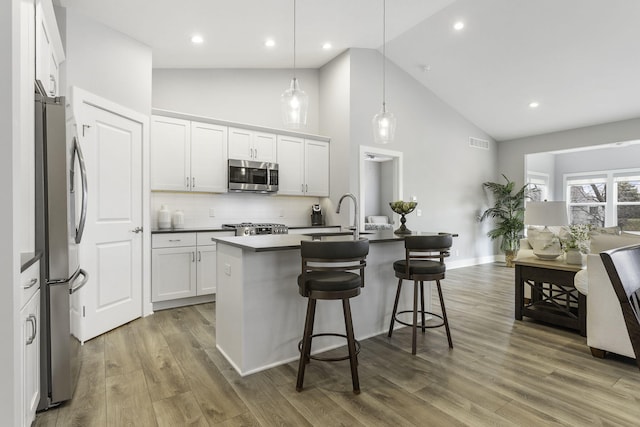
<box><xmin>388</xmin><ymin>234</ymin><xmax>453</xmax><ymax>354</ymax></box>
<box><xmin>296</xmin><ymin>238</ymin><xmax>369</xmax><ymax>394</ymax></box>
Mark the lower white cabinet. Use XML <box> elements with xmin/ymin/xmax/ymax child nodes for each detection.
<box><xmin>151</xmin><ymin>231</ymin><xmax>233</xmax><ymax>302</ymax></box>
<box><xmin>20</xmin><ymin>260</ymin><xmax>40</xmax><ymax>427</ymax></box>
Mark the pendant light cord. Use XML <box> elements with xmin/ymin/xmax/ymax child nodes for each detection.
<box><xmin>382</xmin><ymin>0</ymin><xmax>386</xmax><ymax>112</ymax></box>
<box><xmin>293</xmin><ymin>0</ymin><xmax>297</xmax><ymax>79</ymax></box>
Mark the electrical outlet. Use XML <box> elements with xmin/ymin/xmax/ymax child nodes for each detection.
<box><xmin>209</xmin><ymin>208</ymin><xmax>215</xmax><ymax>217</ymax></box>
<box><xmin>455</xmin><ymin>250</ymin><xmax>459</xmax><ymax>257</ymax></box>
<box><xmin>279</xmin><ymin>209</ymin><xmax>284</xmax><ymax>217</ymax></box>
<box><xmin>416</xmin><ymin>209</ymin><xmax>422</xmax><ymax>217</ymax></box>
<box><xmin>224</xmin><ymin>263</ymin><xmax>231</xmax><ymax>275</ymax></box>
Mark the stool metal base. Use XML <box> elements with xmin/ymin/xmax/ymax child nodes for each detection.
<box><xmin>388</xmin><ymin>278</ymin><xmax>453</xmax><ymax>355</ymax></box>
<box><xmin>392</xmin><ymin>309</ymin><xmax>445</xmax><ymax>330</ymax></box>
<box><xmin>297</xmin><ymin>333</ymin><xmax>361</xmax><ymax>362</ymax></box>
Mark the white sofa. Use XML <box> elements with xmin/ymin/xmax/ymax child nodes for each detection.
<box><xmin>577</xmin><ymin>232</ymin><xmax>640</xmax><ymax>359</ymax></box>
<box><xmin>518</xmin><ymin>230</ymin><xmax>640</xmax><ymax>360</ymax></box>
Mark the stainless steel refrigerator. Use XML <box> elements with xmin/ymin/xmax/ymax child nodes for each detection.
<box><xmin>35</xmin><ymin>93</ymin><xmax>89</xmax><ymax>410</ymax></box>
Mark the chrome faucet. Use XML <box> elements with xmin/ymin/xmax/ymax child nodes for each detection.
<box><xmin>336</xmin><ymin>193</ymin><xmax>360</xmax><ymax>240</ymax></box>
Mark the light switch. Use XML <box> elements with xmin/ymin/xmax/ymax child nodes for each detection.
<box><xmin>224</xmin><ymin>263</ymin><xmax>231</xmax><ymax>275</ymax></box>
<box><xmin>416</xmin><ymin>209</ymin><xmax>422</xmax><ymax>217</ymax></box>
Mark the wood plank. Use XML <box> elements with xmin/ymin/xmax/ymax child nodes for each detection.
<box><xmin>152</xmin><ymin>391</ymin><xmax>209</xmax><ymax>427</ymax></box>
<box><xmin>105</xmin><ymin>369</ymin><xmax>156</xmax><ymax>426</ymax></box>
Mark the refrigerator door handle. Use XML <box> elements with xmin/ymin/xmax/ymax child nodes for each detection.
<box><xmin>69</xmin><ymin>268</ymin><xmax>89</xmax><ymax>295</ymax></box>
<box><xmin>73</xmin><ymin>136</ymin><xmax>88</xmax><ymax>244</ymax></box>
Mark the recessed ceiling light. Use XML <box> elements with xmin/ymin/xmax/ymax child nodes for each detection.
<box><xmin>265</xmin><ymin>39</ymin><xmax>276</xmax><ymax>47</ymax></box>
<box><xmin>322</xmin><ymin>42</ymin><xmax>332</xmax><ymax>50</ymax></box>
<box><xmin>453</xmin><ymin>21</ymin><xmax>465</xmax><ymax>31</ymax></box>
<box><xmin>529</xmin><ymin>101</ymin><xmax>540</xmax><ymax>108</ymax></box>
<box><xmin>191</xmin><ymin>35</ymin><xmax>204</xmax><ymax>44</ymax></box>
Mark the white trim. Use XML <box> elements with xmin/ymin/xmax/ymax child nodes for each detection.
<box><xmin>69</xmin><ymin>86</ymin><xmax>153</xmax><ymax>317</ymax></box>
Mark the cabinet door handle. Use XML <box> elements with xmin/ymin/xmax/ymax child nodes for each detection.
<box><xmin>301</xmin><ymin>184</ymin><xmax>304</xmax><ymax>193</ymax></box>
<box><xmin>192</xmin><ymin>252</ymin><xmax>196</xmax><ymax>262</ymax></box>
<box><xmin>198</xmin><ymin>251</ymin><xmax>202</xmax><ymax>262</ymax></box>
<box><xmin>26</xmin><ymin>314</ymin><xmax>37</xmax><ymax>345</ymax></box>
<box><xmin>254</xmin><ymin>148</ymin><xmax>257</xmax><ymax>158</ymax></box>
<box><xmin>186</xmin><ymin>176</ymin><xmax>190</xmax><ymax>189</ymax></box>
<box><xmin>131</xmin><ymin>226</ymin><xmax>143</xmax><ymax>234</ymax></box>
<box><xmin>192</xmin><ymin>177</ymin><xmax>195</xmax><ymax>188</ymax></box>
<box><xmin>168</xmin><ymin>239</ymin><xmax>181</xmax><ymax>242</ymax></box>
<box><xmin>23</xmin><ymin>277</ymin><xmax>38</xmax><ymax>289</ymax></box>
<box><xmin>306</xmin><ymin>184</ymin><xmax>308</xmax><ymax>192</ymax></box>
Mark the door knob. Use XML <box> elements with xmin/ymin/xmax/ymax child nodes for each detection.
<box><xmin>131</xmin><ymin>226</ymin><xmax>143</xmax><ymax>234</ymax></box>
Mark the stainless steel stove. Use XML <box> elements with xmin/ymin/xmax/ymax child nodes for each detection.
<box><xmin>222</xmin><ymin>222</ymin><xmax>288</xmax><ymax>236</ymax></box>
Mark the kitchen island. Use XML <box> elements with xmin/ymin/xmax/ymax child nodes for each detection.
<box><xmin>214</xmin><ymin>230</ymin><xmax>447</xmax><ymax>376</ymax></box>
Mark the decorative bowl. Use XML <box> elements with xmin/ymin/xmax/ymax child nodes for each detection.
<box><xmin>389</xmin><ymin>201</ymin><xmax>417</xmax><ymax>215</ymax></box>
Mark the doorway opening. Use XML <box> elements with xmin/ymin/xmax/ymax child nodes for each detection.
<box><xmin>359</xmin><ymin>145</ymin><xmax>403</xmax><ymax>229</ymax></box>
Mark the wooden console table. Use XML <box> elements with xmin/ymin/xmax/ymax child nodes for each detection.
<box><xmin>514</xmin><ymin>256</ymin><xmax>586</xmax><ymax>336</ymax></box>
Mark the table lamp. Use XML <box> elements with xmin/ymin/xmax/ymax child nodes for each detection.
<box><xmin>524</xmin><ymin>201</ymin><xmax>568</xmax><ymax>259</ymax></box>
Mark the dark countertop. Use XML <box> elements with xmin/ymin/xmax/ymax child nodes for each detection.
<box><xmin>214</xmin><ymin>230</ymin><xmax>457</xmax><ymax>252</ymax></box>
<box><xmin>151</xmin><ymin>224</ymin><xmax>341</xmax><ymax>234</ymax></box>
<box><xmin>21</xmin><ymin>251</ymin><xmax>42</xmax><ymax>273</ymax></box>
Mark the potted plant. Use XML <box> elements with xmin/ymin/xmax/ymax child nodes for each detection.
<box><xmin>479</xmin><ymin>175</ymin><xmax>535</xmax><ymax>267</ymax></box>
<box><xmin>561</xmin><ymin>224</ymin><xmax>591</xmax><ymax>265</ymax></box>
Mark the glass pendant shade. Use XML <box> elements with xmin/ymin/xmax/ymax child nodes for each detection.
<box><xmin>372</xmin><ymin>106</ymin><xmax>396</xmax><ymax>144</ymax></box>
<box><xmin>281</xmin><ymin>77</ymin><xmax>308</xmax><ymax>129</ymax></box>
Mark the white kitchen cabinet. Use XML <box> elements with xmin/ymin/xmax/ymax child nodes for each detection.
<box><xmin>277</xmin><ymin>136</ymin><xmax>329</xmax><ymax>197</ymax></box>
<box><xmin>228</xmin><ymin>127</ymin><xmax>276</xmax><ymax>162</ymax></box>
<box><xmin>196</xmin><ymin>232</ymin><xmax>223</xmax><ymax>295</ymax></box>
<box><xmin>35</xmin><ymin>0</ymin><xmax>64</xmax><ymax>97</ymax></box>
<box><xmin>151</xmin><ymin>116</ymin><xmax>228</xmax><ymax>192</ymax></box>
<box><xmin>152</xmin><ymin>234</ymin><xmax>197</xmax><ymax>302</ymax></box>
<box><xmin>152</xmin><ymin>231</ymin><xmax>234</xmax><ymax>303</ymax></box>
<box><xmin>20</xmin><ymin>260</ymin><xmax>40</xmax><ymax>427</ymax></box>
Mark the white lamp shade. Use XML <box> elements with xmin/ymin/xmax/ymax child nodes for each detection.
<box><xmin>281</xmin><ymin>77</ymin><xmax>308</xmax><ymax>129</ymax></box>
<box><xmin>524</xmin><ymin>201</ymin><xmax>568</xmax><ymax>227</ymax></box>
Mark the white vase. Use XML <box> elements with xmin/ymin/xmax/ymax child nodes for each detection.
<box><xmin>158</xmin><ymin>205</ymin><xmax>171</xmax><ymax>229</ymax></box>
<box><xmin>565</xmin><ymin>249</ymin><xmax>583</xmax><ymax>265</ymax></box>
<box><xmin>172</xmin><ymin>210</ymin><xmax>185</xmax><ymax>229</ymax></box>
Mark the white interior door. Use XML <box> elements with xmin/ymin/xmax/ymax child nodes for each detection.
<box><xmin>72</xmin><ymin>101</ymin><xmax>143</xmax><ymax>342</ymax></box>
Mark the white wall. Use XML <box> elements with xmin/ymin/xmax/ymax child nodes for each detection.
<box><xmin>498</xmin><ymin>118</ymin><xmax>640</xmax><ymax>190</ymax></box>
<box><xmin>363</xmin><ymin>161</ymin><xmax>381</xmax><ymax>217</ymax></box>
<box><xmin>348</xmin><ymin>48</ymin><xmax>498</xmax><ymax>262</ymax></box>
<box><xmin>60</xmin><ymin>8</ymin><xmax>152</xmax><ymax>115</ymax></box>
<box><xmin>153</xmin><ymin>68</ymin><xmax>319</xmax><ymax>134</ymax></box>
<box><xmin>318</xmin><ymin>50</ymin><xmax>351</xmax><ymax>226</ymax></box>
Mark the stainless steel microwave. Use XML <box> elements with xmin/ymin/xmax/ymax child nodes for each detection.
<box><xmin>228</xmin><ymin>159</ymin><xmax>279</xmax><ymax>193</ymax></box>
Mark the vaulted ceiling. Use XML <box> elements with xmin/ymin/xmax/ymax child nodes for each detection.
<box><xmin>57</xmin><ymin>0</ymin><xmax>640</xmax><ymax>141</ymax></box>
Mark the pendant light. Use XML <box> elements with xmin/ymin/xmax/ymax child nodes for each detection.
<box><xmin>281</xmin><ymin>0</ymin><xmax>308</xmax><ymax>129</ymax></box>
<box><xmin>372</xmin><ymin>0</ymin><xmax>396</xmax><ymax>144</ymax></box>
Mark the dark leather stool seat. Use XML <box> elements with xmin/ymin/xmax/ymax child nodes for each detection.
<box><xmin>296</xmin><ymin>239</ymin><xmax>369</xmax><ymax>394</ymax></box>
<box><xmin>388</xmin><ymin>234</ymin><xmax>453</xmax><ymax>354</ymax></box>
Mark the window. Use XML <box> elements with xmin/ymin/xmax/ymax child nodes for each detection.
<box><xmin>615</xmin><ymin>175</ymin><xmax>640</xmax><ymax>231</ymax></box>
<box><xmin>527</xmin><ymin>172</ymin><xmax>549</xmax><ymax>202</ymax></box>
<box><xmin>565</xmin><ymin>169</ymin><xmax>640</xmax><ymax>232</ymax></box>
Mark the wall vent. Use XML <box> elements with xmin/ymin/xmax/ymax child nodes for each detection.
<box><xmin>469</xmin><ymin>137</ymin><xmax>489</xmax><ymax>150</ymax></box>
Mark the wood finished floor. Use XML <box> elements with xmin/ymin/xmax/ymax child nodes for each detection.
<box><xmin>34</xmin><ymin>263</ymin><xmax>640</xmax><ymax>426</ymax></box>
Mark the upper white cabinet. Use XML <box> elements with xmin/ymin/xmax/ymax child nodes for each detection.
<box><xmin>277</xmin><ymin>136</ymin><xmax>329</xmax><ymax>197</ymax></box>
<box><xmin>35</xmin><ymin>0</ymin><xmax>65</xmax><ymax>97</ymax></box>
<box><xmin>151</xmin><ymin>116</ymin><xmax>228</xmax><ymax>193</ymax></box>
<box><xmin>228</xmin><ymin>127</ymin><xmax>276</xmax><ymax>162</ymax></box>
